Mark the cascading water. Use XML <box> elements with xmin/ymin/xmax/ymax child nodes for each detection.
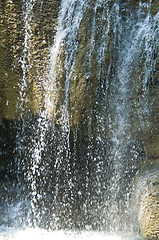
<box><xmin>106</xmin><ymin>1</ymin><xmax>159</xmax><ymax>231</ymax></box>
<box><xmin>0</xmin><ymin>0</ymin><xmax>158</xmax><ymax>239</ymax></box>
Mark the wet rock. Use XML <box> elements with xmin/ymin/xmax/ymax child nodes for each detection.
<box><xmin>0</xmin><ymin>0</ymin><xmax>61</xmax><ymax>122</ymax></box>
<box><xmin>133</xmin><ymin>167</ymin><xmax>159</xmax><ymax>240</ymax></box>
<box><xmin>151</xmin><ymin>0</ymin><xmax>159</xmax><ymax>16</ymax></box>
<box><xmin>0</xmin><ymin>119</ymin><xmax>17</xmax><ymax>179</ymax></box>
<box><xmin>69</xmin><ymin>1</ymin><xmax>115</xmax><ymax>129</ymax></box>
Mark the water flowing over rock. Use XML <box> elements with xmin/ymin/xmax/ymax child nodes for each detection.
<box><xmin>0</xmin><ymin>0</ymin><xmax>159</xmax><ymax>239</ymax></box>
<box><xmin>0</xmin><ymin>0</ymin><xmax>60</xmax><ymax>121</ymax></box>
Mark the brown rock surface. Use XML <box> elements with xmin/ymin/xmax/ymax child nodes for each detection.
<box><xmin>133</xmin><ymin>168</ymin><xmax>159</xmax><ymax>240</ymax></box>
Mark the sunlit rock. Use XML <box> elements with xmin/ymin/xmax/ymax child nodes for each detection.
<box><xmin>0</xmin><ymin>0</ymin><xmax>61</xmax><ymax>122</ymax></box>
<box><xmin>69</xmin><ymin>1</ymin><xmax>114</xmax><ymax>129</ymax></box>
<box><xmin>133</xmin><ymin>167</ymin><xmax>159</xmax><ymax>240</ymax></box>
<box><xmin>0</xmin><ymin>0</ymin><xmax>23</xmax><ymax>122</ymax></box>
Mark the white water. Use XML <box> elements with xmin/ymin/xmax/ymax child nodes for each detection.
<box><xmin>19</xmin><ymin>0</ymin><xmax>36</xmax><ymax>113</ymax></box>
<box><xmin>0</xmin><ymin>227</ymin><xmax>143</xmax><ymax>240</ymax></box>
<box><xmin>45</xmin><ymin>0</ymin><xmax>87</xmax><ymax>118</ymax></box>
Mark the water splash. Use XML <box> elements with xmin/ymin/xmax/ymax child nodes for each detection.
<box><xmin>0</xmin><ymin>227</ymin><xmax>143</xmax><ymax>240</ymax></box>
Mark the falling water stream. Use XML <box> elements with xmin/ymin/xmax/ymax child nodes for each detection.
<box><xmin>0</xmin><ymin>0</ymin><xmax>158</xmax><ymax>239</ymax></box>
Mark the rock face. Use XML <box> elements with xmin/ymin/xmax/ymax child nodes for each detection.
<box><xmin>0</xmin><ymin>0</ymin><xmax>158</xmax><ymax>141</ymax></box>
<box><xmin>0</xmin><ymin>0</ymin><xmax>159</xmax><ymax>235</ymax></box>
<box><xmin>0</xmin><ymin>0</ymin><xmax>61</xmax><ymax>180</ymax></box>
<box><xmin>133</xmin><ymin>167</ymin><xmax>159</xmax><ymax>240</ymax></box>
<box><xmin>0</xmin><ymin>0</ymin><xmax>61</xmax><ymax>122</ymax></box>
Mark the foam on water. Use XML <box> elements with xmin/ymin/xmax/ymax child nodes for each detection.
<box><xmin>0</xmin><ymin>227</ymin><xmax>143</xmax><ymax>240</ymax></box>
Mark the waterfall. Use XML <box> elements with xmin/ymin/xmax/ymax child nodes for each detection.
<box><xmin>45</xmin><ymin>0</ymin><xmax>88</xmax><ymax>120</ymax></box>
<box><xmin>18</xmin><ymin>0</ymin><xmax>36</xmax><ymax>115</ymax></box>
<box><xmin>107</xmin><ymin>1</ymin><xmax>159</xmax><ymax>231</ymax></box>
<box><xmin>0</xmin><ymin>0</ymin><xmax>158</xmax><ymax>239</ymax></box>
